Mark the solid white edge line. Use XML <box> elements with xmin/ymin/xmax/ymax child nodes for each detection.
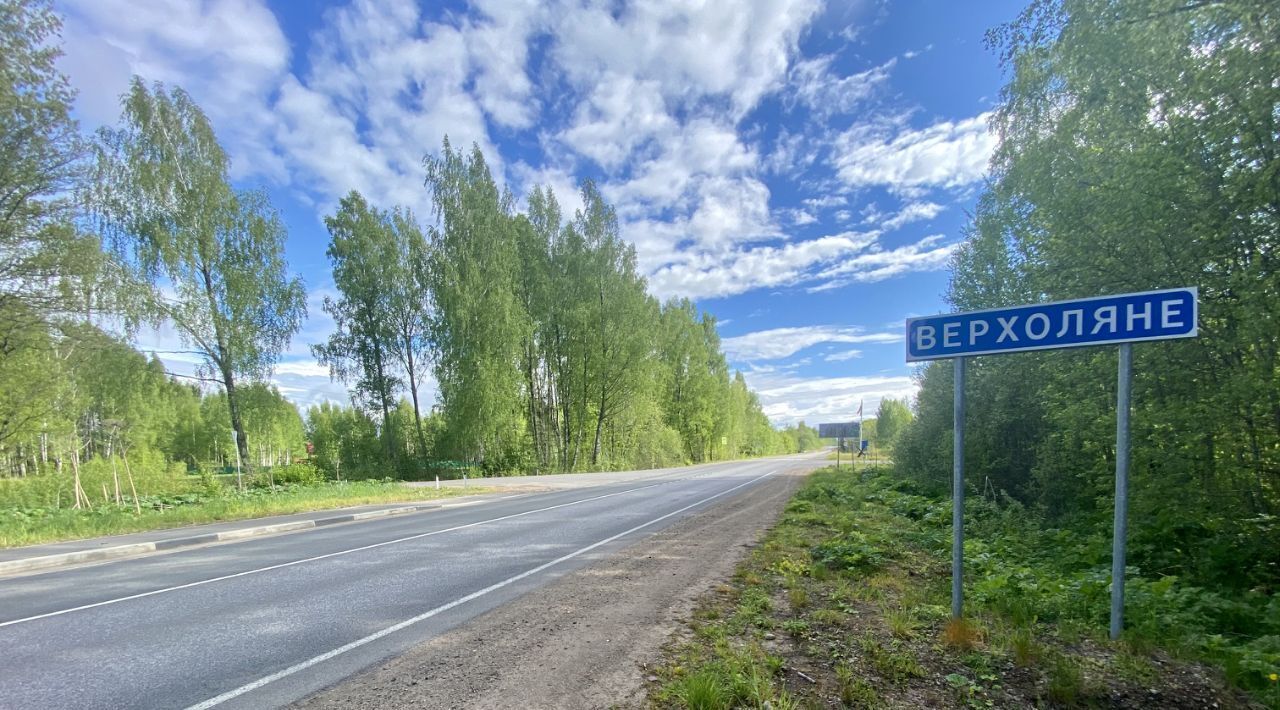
<box><xmin>0</xmin><ymin>479</ymin><xmax>679</xmax><ymax>629</ymax></box>
<box><xmin>184</xmin><ymin>468</ymin><xmax>776</xmax><ymax>710</ymax></box>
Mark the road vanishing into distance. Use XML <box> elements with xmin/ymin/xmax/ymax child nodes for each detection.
<box><xmin>0</xmin><ymin>454</ymin><xmax>822</xmax><ymax>709</ymax></box>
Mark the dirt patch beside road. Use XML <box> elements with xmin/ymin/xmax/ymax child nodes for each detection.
<box><xmin>293</xmin><ymin>466</ymin><xmax>811</xmax><ymax>710</ymax></box>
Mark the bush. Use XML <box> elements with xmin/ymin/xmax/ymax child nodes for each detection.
<box><xmin>247</xmin><ymin>462</ymin><xmax>325</xmax><ymax>488</ymax></box>
<box><xmin>812</xmin><ymin>530</ymin><xmax>891</xmax><ymax>573</ymax></box>
<box><xmin>271</xmin><ymin>463</ymin><xmax>325</xmax><ymax>486</ymax></box>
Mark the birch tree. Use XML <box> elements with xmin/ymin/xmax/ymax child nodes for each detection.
<box><xmin>91</xmin><ymin>79</ymin><xmax>305</xmax><ymax>470</ymax></box>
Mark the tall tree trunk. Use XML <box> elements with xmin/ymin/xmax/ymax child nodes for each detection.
<box><xmin>525</xmin><ymin>344</ymin><xmax>541</xmax><ymax>471</ymax></box>
<box><xmin>571</xmin><ymin>352</ymin><xmax>588</xmax><ymax>471</ymax></box>
<box><xmin>373</xmin><ymin>340</ymin><xmax>394</xmax><ymax>461</ymax></box>
<box><xmin>592</xmin><ymin>384</ymin><xmax>605</xmax><ymax>467</ymax></box>
<box><xmin>202</xmin><ymin>261</ymin><xmax>250</xmax><ymax>473</ymax></box>
<box><xmin>223</xmin><ymin>363</ymin><xmax>251</xmax><ymax>472</ymax></box>
<box><xmin>403</xmin><ymin>326</ymin><xmax>428</xmax><ymax>457</ymax></box>
<box><xmin>592</xmin><ymin>277</ymin><xmax>607</xmax><ymax>468</ymax></box>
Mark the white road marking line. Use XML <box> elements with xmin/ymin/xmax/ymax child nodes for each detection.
<box><xmin>0</xmin><ymin>475</ymin><xmax>716</xmax><ymax>629</ymax></box>
<box><xmin>184</xmin><ymin>469</ymin><xmax>775</xmax><ymax>710</ymax></box>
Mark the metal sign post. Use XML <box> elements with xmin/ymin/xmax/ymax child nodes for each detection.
<box><xmin>819</xmin><ymin>423</ymin><xmax>856</xmax><ymax>472</ymax></box>
<box><xmin>952</xmin><ymin>356</ymin><xmax>966</xmax><ymax>619</ymax></box>
<box><xmin>1111</xmin><ymin>343</ymin><xmax>1132</xmax><ymax>639</ymax></box>
<box><xmin>906</xmin><ymin>287</ymin><xmax>1198</xmax><ymax>634</ymax></box>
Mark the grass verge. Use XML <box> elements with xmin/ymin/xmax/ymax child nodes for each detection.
<box><xmin>649</xmin><ymin>466</ymin><xmax>1270</xmax><ymax>709</ymax></box>
<box><xmin>1</xmin><ymin>481</ymin><xmax>483</xmax><ymax>548</ymax></box>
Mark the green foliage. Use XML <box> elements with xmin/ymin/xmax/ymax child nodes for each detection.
<box><xmin>836</xmin><ymin>664</ymin><xmax>880</xmax><ymax>707</ymax></box>
<box><xmin>423</xmin><ymin>141</ymin><xmax>528</xmax><ymax>466</ymax></box>
<box><xmin>0</xmin><ymin>0</ymin><xmax>117</xmax><ymax>449</ymax></box>
<box><xmin>251</xmin><ymin>463</ymin><xmax>323</xmax><ymax>488</ymax></box>
<box><xmin>0</xmin><ymin>449</ymin><xmax>193</xmax><ymax>517</ymax></box>
<box><xmin>312</xmin><ymin>191</ymin><xmax>431</xmax><ymax>471</ymax></box>
<box><xmin>408</xmin><ymin>138</ymin><xmax>793</xmax><ymax>473</ymax></box>
<box><xmin>91</xmin><ymin>78</ymin><xmax>305</xmax><ymax>469</ymax></box>
<box><xmin>0</xmin><ymin>478</ymin><xmax>463</xmax><ymax>547</ymax></box>
<box><xmin>811</xmin><ymin>531</ymin><xmax>891</xmax><ymax>574</ymax></box>
<box><xmin>895</xmin><ymin>2</ymin><xmax>1280</xmax><ymax>698</ymax></box>
<box><xmin>1044</xmin><ymin>650</ymin><xmax>1086</xmax><ymax>705</ymax></box>
<box><xmin>672</xmin><ymin>670</ymin><xmax>729</xmax><ymax>710</ymax></box>
<box><xmin>660</xmin><ymin>642</ymin><xmax>795</xmax><ymax>710</ymax></box>
<box><xmin>874</xmin><ymin>397</ymin><xmax>912</xmax><ymax>453</ymax></box>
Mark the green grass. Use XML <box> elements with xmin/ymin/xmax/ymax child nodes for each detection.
<box><xmin>649</xmin><ymin>466</ymin><xmax>1266</xmax><ymax>709</ymax></box>
<box><xmin>0</xmin><ymin>480</ymin><xmax>482</xmax><ymax>548</ymax></box>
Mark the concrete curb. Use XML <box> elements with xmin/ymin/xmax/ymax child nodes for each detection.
<box><xmin>0</xmin><ymin>499</ymin><xmax>487</xmax><ymax>578</ymax></box>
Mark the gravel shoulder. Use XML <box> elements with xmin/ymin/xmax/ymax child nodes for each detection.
<box><xmin>293</xmin><ymin>465</ymin><xmax>812</xmax><ymax>710</ymax></box>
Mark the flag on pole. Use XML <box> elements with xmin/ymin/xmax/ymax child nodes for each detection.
<box><xmin>857</xmin><ymin>400</ymin><xmax>863</xmax><ymax>419</ymax></box>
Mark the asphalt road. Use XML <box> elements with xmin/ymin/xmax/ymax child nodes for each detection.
<box><xmin>0</xmin><ymin>454</ymin><xmax>819</xmax><ymax>710</ymax></box>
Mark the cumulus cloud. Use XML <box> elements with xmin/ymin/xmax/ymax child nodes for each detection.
<box><xmin>809</xmin><ymin>234</ymin><xmax>959</xmax><ymax>291</ymax></box>
<box><xmin>60</xmin><ymin>0</ymin><xmax>292</xmax><ymax>180</ymax></box>
<box><xmin>880</xmin><ymin>201</ymin><xmax>944</xmax><ymax>230</ymax></box>
<box><xmin>722</xmin><ymin>325</ymin><xmax>900</xmax><ymax>361</ymax></box>
<box><xmin>834</xmin><ymin>112</ymin><xmax>995</xmax><ymax>192</ymax></box>
<box><xmin>551</xmin><ymin>0</ymin><xmax>821</xmax><ymax>118</ymax></box>
<box><xmin>741</xmin><ymin>370</ymin><xmax>918</xmax><ymax>426</ymax></box>
<box><xmin>646</xmin><ymin>231</ymin><xmax>878</xmax><ymax>300</ymax></box>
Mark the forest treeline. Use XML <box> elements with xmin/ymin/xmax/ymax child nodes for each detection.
<box><xmin>0</xmin><ymin>0</ymin><xmax>819</xmax><ymax>485</ymax></box>
<box><xmin>892</xmin><ymin>0</ymin><xmax>1277</xmax><ymax>687</ymax></box>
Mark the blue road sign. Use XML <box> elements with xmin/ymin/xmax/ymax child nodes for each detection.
<box><xmin>905</xmin><ymin>288</ymin><xmax>1198</xmax><ymax>362</ymax></box>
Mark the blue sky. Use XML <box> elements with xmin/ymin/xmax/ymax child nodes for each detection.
<box><xmin>55</xmin><ymin>0</ymin><xmax>1022</xmax><ymax>426</ymax></box>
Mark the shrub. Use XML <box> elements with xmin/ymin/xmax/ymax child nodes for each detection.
<box><xmin>271</xmin><ymin>463</ymin><xmax>325</xmax><ymax>486</ymax></box>
<box><xmin>812</xmin><ymin>531</ymin><xmax>890</xmax><ymax>573</ymax></box>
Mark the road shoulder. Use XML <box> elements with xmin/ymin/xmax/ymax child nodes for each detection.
<box><xmin>293</xmin><ymin>466</ymin><xmax>811</xmax><ymax>710</ymax></box>
<box><xmin>0</xmin><ymin>492</ymin><xmax>501</xmax><ymax>578</ymax></box>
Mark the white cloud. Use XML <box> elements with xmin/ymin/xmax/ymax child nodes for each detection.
<box><xmin>563</xmin><ymin>75</ymin><xmax>675</xmax><ymax>170</ymax></box>
<box><xmin>272</xmin><ymin>361</ymin><xmax>332</xmax><ymax>379</ymax></box>
<box><xmin>551</xmin><ymin>0</ymin><xmax>821</xmax><ymax>118</ymax></box>
<box><xmin>275</xmin><ymin>0</ymin><xmax>501</xmax><ymax>214</ymax></box>
<box><xmin>60</xmin><ymin>0</ymin><xmax>292</xmax><ymax>181</ymax></box>
<box><xmin>741</xmin><ymin>370</ymin><xmax>917</xmax><ymax>427</ymax></box>
<box><xmin>722</xmin><ymin>325</ymin><xmax>901</xmax><ymax>361</ymax></box>
<box><xmin>824</xmin><ymin>349</ymin><xmax>863</xmax><ymax>362</ymax></box>
<box><xmin>803</xmin><ymin>194</ymin><xmax>846</xmax><ymax>210</ymax></box>
<box><xmin>834</xmin><ymin>112</ymin><xmax>995</xmax><ymax>192</ymax></box>
<box><xmin>646</xmin><ymin>231</ymin><xmax>877</xmax><ymax>300</ymax></box>
<box><xmin>789</xmin><ymin>55</ymin><xmax>894</xmax><ymax>116</ymax></box>
<box><xmin>61</xmin><ymin>0</ymin><xmax>516</xmax><ymax>216</ymax></box>
<box><xmin>464</xmin><ymin>0</ymin><xmax>544</xmax><ymax>129</ymax></box>
<box><xmin>880</xmin><ymin>201</ymin><xmax>944</xmax><ymax>230</ymax></box>
<box><xmin>809</xmin><ymin>233</ymin><xmax>958</xmax><ymax>291</ymax></box>
<box><xmin>785</xmin><ymin>209</ymin><xmax>818</xmax><ymax>226</ymax></box>
<box><xmin>762</xmin><ymin>128</ymin><xmax>819</xmax><ymax>176</ymax></box>
<box><xmin>902</xmin><ymin>43</ymin><xmax>933</xmax><ymax>60</ymax></box>
<box><xmin>606</xmin><ymin>118</ymin><xmax>760</xmax><ymax>211</ymax></box>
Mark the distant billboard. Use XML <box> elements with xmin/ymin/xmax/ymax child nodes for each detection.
<box><xmin>819</xmin><ymin>422</ymin><xmax>856</xmax><ymax>439</ymax></box>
